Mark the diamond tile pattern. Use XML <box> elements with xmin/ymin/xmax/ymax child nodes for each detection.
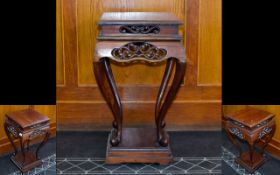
<box><xmin>222</xmin><ymin>147</ymin><xmax>262</xmax><ymax>175</ymax></box>
<box><xmin>9</xmin><ymin>154</ymin><xmax>56</xmax><ymax>175</ymax></box>
<box><xmin>57</xmin><ymin>157</ymin><xmax>221</xmax><ymax>174</ymax></box>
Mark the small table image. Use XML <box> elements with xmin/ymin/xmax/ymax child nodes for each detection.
<box><xmin>224</xmin><ymin>107</ymin><xmax>276</xmax><ymax>173</ymax></box>
<box><xmin>4</xmin><ymin>108</ymin><xmax>50</xmax><ymax>172</ymax></box>
<box><xmin>94</xmin><ymin>12</ymin><xmax>187</xmax><ymax>165</ymax></box>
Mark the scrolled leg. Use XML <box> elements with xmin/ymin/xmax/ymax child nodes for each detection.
<box><xmin>94</xmin><ymin>58</ymin><xmax>123</xmax><ymax>146</ymax></box>
<box><xmin>26</xmin><ymin>139</ymin><xmax>30</xmax><ymax>151</ymax></box>
<box><xmin>4</xmin><ymin>122</ymin><xmax>18</xmax><ymax>155</ymax></box>
<box><xmin>225</xmin><ymin>127</ymin><xmax>242</xmax><ymax>156</ymax></box>
<box><xmin>259</xmin><ymin>125</ymin><xmax>275</xmax><ymax>156</ymax></box>
<box><xmin>247</xmin><ymin>141</ymin><xmax>256</xmax><ymax>166</ymax></box>
<box><xmin>155</xmin><ymin>58</ymin><xmax>175</xmax><ymax>127</ymax></box>
<box><xmin>155</xmin><ymin>58</ymin><xmax>186</xmax><ymax>146</ymax></box>
<box><xmin>19</xmin><ymin>136</ymin><xmax>25</xmax><ymax>165</ymax></box>
<box><xmin>35</xmin><ymin>131</ymin><xmax>50</xmax><ymax>159</ymax></box>
<box><xmin>112</xmin><ymin>120</ymin><xmax>118</xmax><ymax>129</ymax></box>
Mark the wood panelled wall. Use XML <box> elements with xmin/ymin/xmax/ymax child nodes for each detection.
<box><xmin>56</xmin><ymin>0</ymin><xmax>222</xmax><ymax>131</ymax></box>
<box><xmin>0</xmin><ymin>105</ymin><xmax>56</xmax><ymax>156</ymax></box>
<box><xmin>223</xmin><ymin>105</ymin><xmax>280</xmax><ymax>158</ymax></box>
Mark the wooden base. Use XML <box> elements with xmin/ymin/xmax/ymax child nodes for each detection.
<box><xmin>106</xmin><ymin>128</ymin><xmax>173</xmax><ymax>165</ymax></box>
<box><xmin>11</xmin><ymin>151</ymin><xmax>42</xmax><ymax>173</ymax></box>
<box><xmin>235</xmin><ymin>151</ymin><xmax>265</xmax><ymax>173</ymax></box>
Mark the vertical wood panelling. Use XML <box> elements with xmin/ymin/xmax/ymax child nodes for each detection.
<box><xmin>76</xmin><ymin>0</ymin><xmax>97</xmax><ymax>85</ymax></box>
<box><xmin>56</xmin><ymin>0</ymin><xmax>65</xmax><ymax>85</ymax></box>
<box><xmin>57</xmin><ymin>0</ymin><xmax>222</xmax><ymax>130</ymax></box>
<box><xmin>185</xmin><ymin>0</ymin><xmax>199</xmax><ymax>86</ymax></box>
<box><xmin>63</xmin><ymin>0</ymin><xmax>78</xmax><ymax>87</ymax></box>
<box><xmin>198</xmin><ymin>0</ymin><xmax>221</xmax><ymax>85</ymax></box>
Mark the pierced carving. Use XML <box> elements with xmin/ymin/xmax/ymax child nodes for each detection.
<box><xmin>233</xmin><ymin>121</ymin><xmax>245</xmax><ymax>128</ymax></box>
<box><xmin>29</xmin><ymin>129</ymin><xmax>47</xmax><ymax>139</ymax></box>
<box><xmin>258</xmin><ymin>127</ymin><xmax>272</xmax><ymax>139</ymax></box>
<box><xmin>29</xmin><ymin>123</ymin><xmax>44</xmax><ymax>129</ymax></box>
<box><xmin>111</xmin><ymin>42</ymin><xmax>167</xmax><ymax>60</ymax></box>
<box><xmin>229</xmin><ymin>127</ymin><xmax>244</xmax><ymax>139</ymax></box>
<box><xmin>119</xmin><ymin>25</ymin><xmax>160</xmax><ymax>34</ymax></box>
<box><xmin>7</xmin><ymin>125</ymin><xmax>20</xmax><ymax>137</ymax></box>
<box><xmin>256</xmin><ymin>119</ymin><xmax>270</xmax><ymax>128</ymax></box>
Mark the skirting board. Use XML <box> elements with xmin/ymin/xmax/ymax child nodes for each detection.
<box><xmin>57</xmin><ymin>124</ymin><xmax>221</xmax><ymax>131</ymax></box>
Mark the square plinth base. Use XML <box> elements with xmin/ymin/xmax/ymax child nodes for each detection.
<box><xmin>106</xmin><ymin>128</ymin><xmax>173</xmax><ymax>165</ymax></box>
<box><xmin>11</xmin><ymin>151</ymin><xmax>42</xmax><ymax>173</ymax></box>
<box><xmin>235</xmin><ymin>151</ymin><xmax>265</xmax><ymax>173</ymax></box>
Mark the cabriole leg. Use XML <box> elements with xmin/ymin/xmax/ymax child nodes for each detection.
<box><xmin>155</xmin><ymin>58</ymin><xmax>186</xmax><ymax>146</ymax></box>
<box><xmin>94</xmin><ymin>58</ymin><xmax>123</xmax><ymax>146</ymax></box>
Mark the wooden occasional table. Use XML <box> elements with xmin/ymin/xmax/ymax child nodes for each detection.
<box><xmin>93</xmin><ymin>12</ymin><xmax>187</xmax><ymax>165</ymax></box>
<box><xmin>224</xmin><ymin>107</ymin><xmax>276</xmax><ymax>173</ymax></box>
<box><xmin>4</xmin><ymin>109</ymin><xmax>50</xmax><ymax>172</ymax></box>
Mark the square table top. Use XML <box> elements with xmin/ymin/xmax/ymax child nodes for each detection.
<box><xmin>99</xmin><ymin>12</ymin><xmax>182</xmax><ymax>25</ymax></box>
<box><xmin>6</xmin><ymin>109</ymin><xmax>49</xmax><ymax>129</ymax></box>
<box><xmin>225</xmin><ymin>107</ymin><xmax>275</xmax><ymax>128</ymax></box>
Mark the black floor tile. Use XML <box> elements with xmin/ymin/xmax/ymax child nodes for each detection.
<box><xmin>57</xmin><ymin>131</ymin><xmax>221</xmax><ymax>157</ymax></box>
<box><xmin>0</xmin><ymin>138</ymin><xmax>56</xmax><ymax>175</ymax></box>
<box><xmin>56</xmin><ymin>131</ymin><xmax>222</xmax><ymax>175</ymax></box>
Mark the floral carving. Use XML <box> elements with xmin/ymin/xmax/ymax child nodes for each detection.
<box><xmin>229</xmin><ymin>127</ymin><xmax>244</xmax><ymax>139</ymax></box>
<box><xmin>29</xmin><ymin>129</ymin><xmax>47</xmax><ymax>139</ymax></box>
<box><xmin>7</xmin><ymin>125</ymin><xmax>19</xmax><ymax>137</ymax></box>
<box><xmin>111</xmin><ymin>42</ymin><xmax>167</xmax><ymax>60</ymax></box>
<box><xmin>256</xmin><ymin>119</ymin><xmax>269</xmax><ymax>128</ymax></box>
<box><xmin>119</xmin><ymin>25</ymin><xmax>160</xmax><ymax>34</ymax></box>
<box><xmin>258</xmin><ymin>127</ymin><xmax>272</xmax><ymax>139</ymax></box>
<box><xmin>233</xmin><ymin>121</ymin><xmax>245</xmax><ymax>128</ymax></box>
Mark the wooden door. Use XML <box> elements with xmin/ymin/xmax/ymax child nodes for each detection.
<box><xmin>56</xmin><ymin>0</ymin><xmax>222</xmax><ymax>131</ymax></box>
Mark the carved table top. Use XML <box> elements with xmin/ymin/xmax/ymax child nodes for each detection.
<box><xmin>6</xmin><ymin>109</ymin><xmax>49</xmax><ymax>129</ymax></box>
<box><xmin>95</xmin><ymin>41</ymin><xmax>186</xmax><ymax>63</ymax></box>
<box><xmin>99</xmin><ymin>12</ymin><xmax>182</xmax><ymax>25</ymax></box>
<box><xmin>98</xmin><ymin>12</ymin><xmax>183</xmax><ymax>41</ymax></box>
<box><xmin>225</xmin><ymin>107</ymin><xmax>275</xmax><ymax>129</ymax></box>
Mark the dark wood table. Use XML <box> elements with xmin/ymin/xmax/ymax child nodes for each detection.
<box><xmin>93</xmin><ymin>12</ymin><xmax>187</xmax><ymax>165</ymax></box>
<box><xmin>4</xmin><ymin>108</ymin><xmax>50</xmax><ymax>172</ymax></box>
<box><xmin>224</xmin><ymin>107</ymin><xmax>276</xmax><ymax>173</ymax></box>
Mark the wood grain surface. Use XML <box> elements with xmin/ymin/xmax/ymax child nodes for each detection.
<box><xmin>198</xmin><ymin>0</ymin><xmax>221</xmax><ymax>85</ymax></box>
<box><xmin>56</xmin><ymin>0</ymin><xmax>222</xmax><ymax>131</ymax></box>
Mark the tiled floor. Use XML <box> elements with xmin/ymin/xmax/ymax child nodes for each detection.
<box><xmin>56</xmin><ymin>131</ymin><xmax>222</xmax><ymax>158</ymax></box>
<box><xmin>57</xmin><ymin>156</ymin><xmax>221</xmax><ymax>174</ymax></box>
<box><xmin>57</xmin><ymin>131</ymin><xmax>222</xmax><ymax>175</ymax></box>
<box><xmin>222</xmin><ymin>147</ymin><xmax>261</xmax><ymax>175</ymax></box>
<box><xmin>0</xmin><ymin>138</ymin><xmax>56</xmax><ymax>175</ymax></box>
<box><xmin>9</xmin><ymin>154</ymin><xmax>56</xmax><ymax>175</ymax></box>
<box><xmin>57</xmin><ymin>131</ymin><xmax>280</xmax><ymax>175</ymax></box>
<box><xmin>1</xmin><ymin>131</ymin><xmax>279</xmax><ymax>175</ymax></box>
